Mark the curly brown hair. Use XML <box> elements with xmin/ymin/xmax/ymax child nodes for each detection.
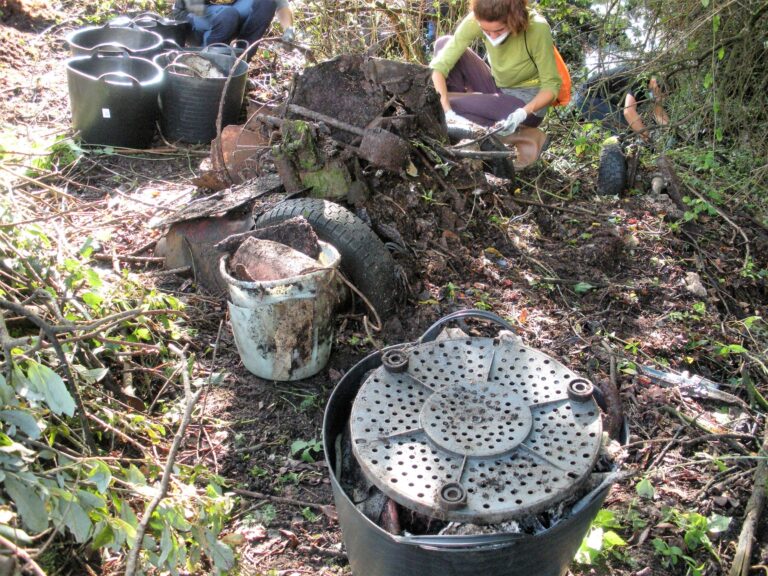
<box><xmin>471</xmin><ymin>0</ymin><xmax>529</xmax><ymax>35</ymax></box>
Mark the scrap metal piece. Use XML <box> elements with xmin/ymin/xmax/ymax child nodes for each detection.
<box><xmin>349</xmin><ymin>337</ymin><xmax>603</xmax><ymax>524</ymax></box>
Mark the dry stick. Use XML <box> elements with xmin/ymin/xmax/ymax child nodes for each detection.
<box><xmin>124</xmin><ymin>345</ymin><xmax>203</xmax><ymax>576</ymax></box>
<box><xmin>728</xmin><ymin>425</ymin><xmax>768</xmax><ymax>576</ymax></box>
<box><xmin>0</xmin><ymin>164</ymin><xmax>79</xmax><ymax>202</ymax></box>
<box><xmin>0</xmin><ymin>299</ymin><xmax>96</xmax><ymax>452</ymax></box>
<box><xmin>508</xmin><ymin>195</ymin><xmax>600</xmax><ymax>217</ymax></box>
<box><xmin>232</xmin><ymin>487</ymin><xmax>331</xmax><ymax>512</ymax></box>
<box><xmin>0</xmin><ymin>533</ymin><xmax>47</xmax><ymax>576</ymax></box>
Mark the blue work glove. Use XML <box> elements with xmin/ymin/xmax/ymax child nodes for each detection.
<box><xmin>281</xmin><ymin>26</ymin><xmax>296</xmax><ymax>42</ymax></box>
<box><xmin>493</xmin><ymin>108</ymin><xmax>528</xmax><ymax>135</ymax></box>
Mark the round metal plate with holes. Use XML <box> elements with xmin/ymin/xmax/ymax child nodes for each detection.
<box><xmin>349</xmin><ymin>337</ymin><xmax>603</xmax><ymax>524</ymax></box>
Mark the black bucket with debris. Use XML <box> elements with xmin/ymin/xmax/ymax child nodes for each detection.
<box><xmin>153</xmin><ymin>50</ymin><xmax>247</xmax><ymax>144</ymax></box>
<box><xmin>323</xmin><ymin>310</ymin><xmax>623</xmax><ymax>576</ymax></box>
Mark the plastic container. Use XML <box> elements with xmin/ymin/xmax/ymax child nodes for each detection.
<box><xmin>66</xmin><ymin>25</ymin><xmax>164</xmax><ymax>58</ymax></box>
<box><xmin>220</xmin><ymin>242</ymin><xmax>341</xmax><ymax>381</ymax></box>
<box><xmin>66</xmin><ymin>53</ymin><xmax>164</xmax><ymax>148</ymax></box>
<box><xmin>153</xmin><ymin>50</ymin><xmax>248</xmax><ymax>144</ymax></box>
<box><xmin>323</xmin><ymin>310</ymin><xmax>622</xmax><ymax>576</ymax></box>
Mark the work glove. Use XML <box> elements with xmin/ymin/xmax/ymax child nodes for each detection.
<box><xmin>281</xmin><ymin>26</ymin><xmax>296</xmax><ymax>43</ymax></box>
<box><xmin>184</xmin><ymin>0</ymin><xmax>206</xmax><ymax>17</ymax></box>
<box><xmin>493</xmin><ymin>108</ymin><xmax>528</xmax><ymax>135</ymax></box>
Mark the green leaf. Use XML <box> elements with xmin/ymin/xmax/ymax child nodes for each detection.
<box><xmin>717</xmin><ymin>47</ymin><xmax>725</xmax><ymax>60</ymax></box>
<box><xmin>204</xmin><ymin>529</ymin><xmax>235</xmax><ymax>571</ymax></box>
<box><xmin>636</xmin><ymin>477</ymin><xmax>655</xmax><ymax>500</ymax></box>
<box><xmin>64</xmin><ymin>502</ymin><xmax>92</xmax><ymax>543</ymax></box>
<box><xmin>603</xmin><ymin>530</ymin><xmax>627</xmax><ymax>547</ymax></box>
<box><xmin>82</xmin><ymin>292</ymin><xmax>103</xmax><ymax>309</ymax></box>
<box><xmin>0</xmin><ymin>410</ymin><xmax>41</xmax><ymax>439</ymax></box>
<box><xmin>707</xmin><ymin>513</ymin><xmax>731</xmax><ymax>534</ymax></box>
<box><xmin>88</xmin><ymin>461</ymin><xmax>112</xmax><ymax>493</ymax></box>
<box><xmin>27</xmin><ymin>363</ymin><xmax>76</xmax><ymax>417</ymax></box>
<box><xmin>125</xmin><ymin>464</ymin><xmax>147</xmax><ymax>486</ymax></box>
<box><xmin>701</xmin><ymin>0</ymin><xmax>709</xmax><ymax>6</ymax></box>
<box><xmin>290</xmin><ymin>439</ymin><xmax>309</xmax><ymax>455</ymax></box>
<box><xmin>91</xmin><ymin>523</ymin><xmax>114</xmax><ymax>549</ymax></box>
<box><xmin>574</xmin><ymin>282</ymin><xmax>595</xmax><ymax>294</ymax></box>
<box><xmin>0</xmin><ymin>375</ymin><xmax>17</xmax><ymax>406</ymax></box>
<box><xmin>77</xmin><ymin>490</ymin><xmax>107</xmax><ymax>512</ymax></box>
<box><xmin>4</xmin><ymin>474</ymin><xmax>48</xmax><ymax>533</ymax></box>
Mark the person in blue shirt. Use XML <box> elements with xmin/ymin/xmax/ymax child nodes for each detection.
<box><xmin>172</xmin><ymin>0</ymin><xmax>295</xmax><ymax>47</ymax></box>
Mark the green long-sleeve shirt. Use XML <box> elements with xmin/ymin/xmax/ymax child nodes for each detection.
<box><xmin>430</xmin><ymin>11</ymin><xmax>562</xmax><ymax>96</ymax></box>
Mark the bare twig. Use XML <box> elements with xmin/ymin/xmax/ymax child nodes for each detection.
<box><xmin>0</xmin><ymin>533</ymin><xmax>47</xmax><ymax>576</ymax></box>
<box><xmin>728</xmin><ymin>424</ymin><xmax>768</xmax><ymax>576</ymax></box>
<box><xmin>124</xmin><ymin>345</ymin><xmax>203</xmax><ymax>576</ymax></box>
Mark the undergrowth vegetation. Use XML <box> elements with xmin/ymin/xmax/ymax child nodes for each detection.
<box><xmin>1</xmin><ymin>0</ymin><xmax>766</xmax><ymax>574</ymax></box>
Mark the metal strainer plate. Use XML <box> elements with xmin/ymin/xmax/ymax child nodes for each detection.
<box><xmin>349</xmin><ymin>337</ymin><xmax>603</xmax><ymax>524</ymax></box>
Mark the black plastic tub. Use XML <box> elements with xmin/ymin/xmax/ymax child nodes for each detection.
<box><xmin>66</xmin><ymin>53</ymin><xmax>164</xmax><ymax>148</ymax></box>
<box><xmin>66</xmin><ymin>25</ymin><xmax>164</xmax><ymax>58</ymax></box>
<box><xmin>323</xmin><ymin>310</ymin><xmax>620</xmax><ymax>576</ymax></box>
<box><xmin>132</xmin><ymin>12</ymin><xmax>190</xmax><ymax>47</ymax></box>
<box><xmin>153</xmin><ymin>51</ymin><xmax>247</xmax><ymax>144</ymax></box>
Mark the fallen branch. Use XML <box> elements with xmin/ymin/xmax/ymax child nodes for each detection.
<box><xmin>508</xmin><ymin>195</ymin><xmax>600</xmax><ymax>217</ymax></box>
<box><xmin>728</xmin><ymin>425</ymin><xmax>768</xmax><ymax>576</ymax></box>
<box><xmin>124</xmin><ymin>344</ymin><xmax>203</xmax><ymax>576</ymax></box>
<box><xmin>232</xmin><ymin>487</ymin><xmax>333</xmax><ymax>513</ymax></box>
<box><xmin>0</xmin><ymin>533</ymin><xmax>46</xmax><ymax>576</ymax></box>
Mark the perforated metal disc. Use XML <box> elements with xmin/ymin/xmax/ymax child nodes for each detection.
<box><xmin>349</xmin><ymin>337</ymin><xmax>603</xmax><ymax>524</ymax></box>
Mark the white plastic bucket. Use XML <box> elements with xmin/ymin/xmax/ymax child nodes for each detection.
<box><xmin>220</xmin><ymin>242</ymin><xmax>341</xmax><ymax>381</ymax></box>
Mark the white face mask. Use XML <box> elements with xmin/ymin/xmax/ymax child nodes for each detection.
<box><xmin>484</xmin><ymin>31</ymin><xmax>509</xmax><ymax>47</ymax></box>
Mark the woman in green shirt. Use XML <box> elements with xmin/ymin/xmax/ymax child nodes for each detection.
<box><xmin>430</xmin><ymin>0</ymin><xmax>561</xmax><ymax>135</ymax></box>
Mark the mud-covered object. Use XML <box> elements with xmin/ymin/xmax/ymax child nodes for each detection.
<box><xmin>215</xmin><ymin>216</ymin><xmax>321</xmax><ymax>258</ymax></box>
<box><xmin>228</xmin><ymin>238</ymin><xmax>319</xmax><ymax>282</ymax></box>
<box><xmin>220</xmin><ymin>242</ymin><xmax>342</xmax><ymax>381</ymax></box>
<box><xmin>286</xmin><ymin>54</ymin><xmax>446</xmax><ymax>145</ymax></box>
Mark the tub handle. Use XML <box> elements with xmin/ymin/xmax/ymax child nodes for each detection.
<box><xmin>90</xmin><ymin>43</ymin><xmax>130</xmax><ymax>55</ymax></box>
<box><xmin>134</xmin><ymin>11</ymin><xmax>163</xmax><ymax>21</ymax></box>
<box><xmin>418</xmin><ymin>309</ymin><xmax>517</xmax><ymax>343</ymax></box>
<box><xmin>97</xmin><ymin>71</ymin><xmax>141</xmax><ymax>87</ymax></box>
<box><xmin>398</xmin><ymin>533</ymin><xmax>523</xmax><ymax>549</ymax></box>
<box><xmin>165</xmin><ymin>62</ymin><xmax>206</xmax><ymax>78</ymax></box>
<box><xmin>203</xmin><ymin>43</ymin><xmax>237</xmax><ymax>57</ymax></box>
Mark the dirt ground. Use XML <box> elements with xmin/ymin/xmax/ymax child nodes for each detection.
<box><xmin>2</xmin><ymin>1</ymin><xmax>768</xmax><ymax>575</ymax></box>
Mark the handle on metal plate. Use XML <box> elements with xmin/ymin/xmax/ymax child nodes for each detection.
<box><xmin>418</xmin><ymin>309</ymin><xmax>516</xmax><ymax>343</ymax></box>
<box><xmin>96</xmin><ymin>71</ymin><xmax>141</xmax><ymax>87</ymax></box>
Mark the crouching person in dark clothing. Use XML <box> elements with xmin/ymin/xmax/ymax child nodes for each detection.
<box><xmin>572</xmin><ymin>66</ymin><xmax>670</xmax><ymax>142</ymax></box>
<box><xmin>173</xmin><ymin>0</ymin><xmax>295</xmax><ymax>47</ymax></box>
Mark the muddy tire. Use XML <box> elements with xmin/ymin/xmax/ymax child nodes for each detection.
<box><xmin>255</xmin><ymin>198</ymin><xmax>398</xmax><ymax>316</ymax></box>
<box><xmin>597</xmin><ymin>142</ymin><xmax>627</xmax><ymax>196</ymax></box>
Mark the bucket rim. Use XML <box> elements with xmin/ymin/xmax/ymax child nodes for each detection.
<box><xmin>65</xmin><ymin>25</ymin><xmax>164</xmax><ymax>54</ymax></box>
<box><xmin>66</xmin><ymin>54</ymin><xmax>165</xmax><ymax>87</ymax></box>
<box><xmin>219</xmin><ymin>240</ymin><xmax>341</xmax><ymax>290</ymax></box>
<box><xmin>152</xmin><ymin>51</ymin><xmax>249</xmax><ymax>80</ymax></box>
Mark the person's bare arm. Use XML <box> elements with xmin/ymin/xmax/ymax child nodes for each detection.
<box><xmin>623</xmin><ymin>92</ymin><xmax>650</xmax><ymax>141</ymax></box>
<box><xmin>431</xmin><ymin>69</ymin><xmax>452</xmax><ymax>111</ymax></box>
<box><xmin>523</xmin><ymin>89</ymin><xmax>555</xmax><ymax>115</ymax></box>
<box><xmin>276</xmin><ymin>6</ymin><xmax>293</xmax><ymax>30</ymax></box>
